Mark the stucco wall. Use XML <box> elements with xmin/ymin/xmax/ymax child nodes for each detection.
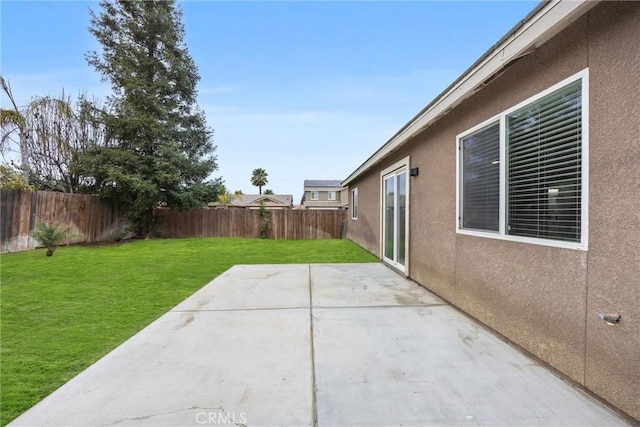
<box><xmin>347</xmin><ymin>169</ymin><xmax>380</xmax><ymax>255</ymax></box>
<box><xmin>584</xmin><ymin>1</ymin><xmax>640</xmax><ymax>418</ymax></box>
<box><xmin>346</xmin><ymin>2</ymin><xmax>639</xmax><ymax>420</ymax></box>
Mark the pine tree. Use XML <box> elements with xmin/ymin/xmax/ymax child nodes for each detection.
<box><xmin>84</xmin><ymin>0</ymin><xmax>217</xmax><ymax>237</ymax></box>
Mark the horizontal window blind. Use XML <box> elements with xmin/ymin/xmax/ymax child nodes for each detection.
<box><xmin>507</xmin><ymin>80</ymin><xmax>582</xmax><ymax>242</ymax></box>
<box><xmin>462</xmin><ymin>122</ymin><xmax>500</xmax><ymax>231</ymax></box>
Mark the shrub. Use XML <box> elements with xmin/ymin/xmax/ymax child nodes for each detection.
<box><xmin>112</xmin><ymin>230</ymin><xmax>128</xmax><ymax>242</ymax></box>
<box><xmin>0</xmin><ymin>164</ymin><xmax>34</xmax><ymax>190</ymax></box>
<box><xmin>31</xmin><ymin>223</ymin><xmax>72</xmax><ymax>256</ymax></box>
<box><xmin>258</xmin><ymin>202</ymin><xmax>270</xmax><ymax>239</ymax></box>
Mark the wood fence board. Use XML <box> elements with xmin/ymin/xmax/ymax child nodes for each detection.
<box><xmin>156</xmin><ymin>208</ymin><xmax>347</xmax><ymax>240</ymax></box>
<box><xmin>2</xmin><ymin>189</ymin><xmax>347</xmax><ymax>253</ymax></box>
<box><xmin>1</xmin><ymin>189</ymin><xmax>127</xmax><ymax>252</ymax></box>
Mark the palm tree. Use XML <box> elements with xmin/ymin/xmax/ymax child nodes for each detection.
<box><xmin>250</xmin><ymin>168</ymin><xmax>268</xmax><ymax>195</ymax></box>
<box><xmin>31</xmin><ymin>222</ymin><xmax>72</xmax><ymax>256</ymax></box>
<box><xmin>218</xmin><ymin>190</ymin><xmax>233</xmax><ymax>208</ymax></box>
<box><xmin>263</xmin><ymin>189</ymin><xmax>274</xmax><ymax>195</ymax></box>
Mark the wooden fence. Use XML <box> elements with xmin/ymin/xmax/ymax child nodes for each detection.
<box><xmin>157</xmin><ymin>208</ymin><xmax>348</xmax><ymax>240</ymax></box>
<box><xmin>0</xmin><ymin>189</ymin><xmax>127</xmax><ymax>253</ymax></box>
<box><xmin>0</xmin><ymin>190</ymin><xmax>348</xmax><ymax>252</ymax></box>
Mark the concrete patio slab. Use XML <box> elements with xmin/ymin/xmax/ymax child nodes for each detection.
<box><xmin>313</xmin><ymin>305</ymin><xmax>624</xmax><ymax>426</ymax></box>
<box><xmin>311</xmin><ymin>263</ymin><xmax>444</xmax><ymax>308</ymax></box>
<box><xmin>173</xmin><ymin>264</ymin><xmax>310</xmax><ymax>311</ymax></box>
<box><xmin>11</xmin><ymin>308</ymin><xmax>313</xmax><ymax>426</ymax></box>
<box><xmin>10</xmin><ymin>263</ymin><xmax>630</xmax><ymax>426</ymax></box>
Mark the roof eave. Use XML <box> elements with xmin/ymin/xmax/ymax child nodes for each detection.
<box><xmin>343</xmin><ymin>0</ymin><xmax>598</xmax><ymax>187</ymax></box>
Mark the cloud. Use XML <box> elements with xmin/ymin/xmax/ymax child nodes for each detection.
<box><xmin>1</xmin><ymin>68</ymin><xmax>110</xmax><ymax>107</ymax></box>
<box><xmin>204</xmin><ymin>103</ymin><xmax>404</xmax><ymax>200</ymax></box>
<box><xmin>0</xmin><ymin>63</ymin><xmax>459</xmax><ymax>203</ymax></box>
<box><xmin>200</xmin><ymin>67</ymin><xmax>462</xmax><ymax>201</ymax></box>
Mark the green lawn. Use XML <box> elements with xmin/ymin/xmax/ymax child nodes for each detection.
<box><xmin>0</xmin><ymin>238</ymin><xmax>376</xmax><ymax>425</ymax></box>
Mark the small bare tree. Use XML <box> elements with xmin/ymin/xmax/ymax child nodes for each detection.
<box><xmin>1</xmin><ymin>76</ymin><xmax>30</xmax><ymax>184</ymax></box>
<box><xmin>25</xmin><ymin>92</ymin><xmax>108</xmax><ymax>192</ymax></box>
<box><xmin>1</xmin><ymin>76</ymin><xmax>109</xmax><ymax>193</ymax></box>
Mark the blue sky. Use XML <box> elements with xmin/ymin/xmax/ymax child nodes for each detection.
<box><xmin>1</xmin><ymin>0</ymin><xmax>537</xmax><ymax>203</ymax></box>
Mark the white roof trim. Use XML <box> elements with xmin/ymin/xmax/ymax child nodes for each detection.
<box><xmin>343</xmin><ymin>0</ymin><xmax>598</xmax><ymax>187</ymax></box>
<box><xmin>305</xmin><ymin>187</ymin><xmax>345</xmax><ymax>192</ymax></box>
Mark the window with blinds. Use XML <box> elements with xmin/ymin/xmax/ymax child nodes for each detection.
<box><xmin>507</xmin><ymin>80</ymin><xmax>582</xmax><ymax>243</ymax></box>
<box><xmin>461</xmin><ymin>122</ymin><xmax>500</xmax><ymax>231</ymax></box>
<box><xmin>457</xmin><ymin>71</ymin><xmax>586</xmax><ymax>248</ymax></box>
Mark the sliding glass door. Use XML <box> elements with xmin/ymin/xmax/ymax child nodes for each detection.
<box><xmin>383</xmin><ymin>168</ymin><xmax>407</xmax><ymax>269</ymax></box>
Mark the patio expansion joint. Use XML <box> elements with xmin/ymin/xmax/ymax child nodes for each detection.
<box><xmin>170</xmin><ymin>306</ymin><xmax>310</xmax><ymax>313</ymax></box>
<box><xmin>308</xmin><ymin>264</ymin><xmax>319</xmax><ymax>427</ymax></box>
<box><xmin>312</xmin><ymin>303</ymin><xmax>449</xmax><ymax>310</ymax></box>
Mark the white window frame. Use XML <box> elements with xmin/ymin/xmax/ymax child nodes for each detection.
<box><xmin>458</xmin><ymin>120</ymin><xmax>501</xmax><ymax>233</ymax></box>
<box><xmin>310</xmin><ymin>191</ymin><xmax>319</xmax><ymax>200</ymax></box>
<box><xmin>328</xmin><ymin>191</ymin><xmax>336</xmax><ymax>201</ymax></box>
<box><xmin>351</xmin><ymin>187</ymin><xmax>358</xmax><ymax>219</ymax></box>
<box><xmin>456</xmin><ymin>69</ymin><xmax>589</xmax><ymax>251</ymax></box>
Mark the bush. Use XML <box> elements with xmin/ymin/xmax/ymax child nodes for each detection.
<box><xmin>0</xmin><ymin>164</ymin><xmax>34</xmax><ymax>190</ymax></box>
<box><xmin>112</xmin><ymin>230</ymin><xmax>128</xmax><ymax>242</ymax></box>
<box><xmin>258</xmin><ymin>202</ymin><xmax>270</xmax><ymax>239</ymax></box>
<box><xmin>31</xmin><ymin>223</ymin><xmax>72</xmax><ymax>256</ymax></box>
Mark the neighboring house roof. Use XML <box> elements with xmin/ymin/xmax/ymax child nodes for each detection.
<box><xmin>209</xmin><ymin>194</ymin><xmax>293</xmax><ymax>208</ymax></box>
<box><xmin>343</xmin><ymin>0</ymin><xmax>599</xmax><ymax>186</ymax></box>
<box><xmin>303</xmin><ymin>180</ymin><xmax>343</xmax><ymax>188</ymax></box>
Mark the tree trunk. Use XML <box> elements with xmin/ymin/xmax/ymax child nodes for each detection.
<box><xmin>20</xmin><ymin>132</ymin><xmax>30</xmax><ymax>185</ymax></box>
<box><xmin>140</xmin><ymin>208</ymin><xmax>155</xmax><ymax>239</ymax></box>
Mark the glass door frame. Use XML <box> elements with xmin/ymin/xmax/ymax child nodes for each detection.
<box><xmin>380</xmin><ymin>156</ymin><xmax>410</xmax><ymax>274</ymax></box>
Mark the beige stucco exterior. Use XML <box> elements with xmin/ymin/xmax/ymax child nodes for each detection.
<box><xmin>346</xmin><ymin>2</ymin><xmax>639</xmax><ymax>420</ymax></box>
<box><xmin>303</xmin><ymin>188</ymin><xmax>348</xmax><ymax>210</ymax></box>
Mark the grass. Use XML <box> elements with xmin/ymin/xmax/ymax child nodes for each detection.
<box><xmin>0</xmin><ymin>238</ymin><xmax>377</xmax><ymax>425</ymax></box>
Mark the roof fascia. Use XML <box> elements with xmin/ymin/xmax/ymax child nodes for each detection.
<box><xmin>304</xmin><ymin>186</ymin><xmax>345</xmax><ymax>192</ymax></box>
<box><xmin>255</xmin><ymin>196</ymin><xmax>281</xmax><ymax>204</ymax></box>
<box><xmin>343</xmin><ymin>0</ymin><xmax>597</xmax><ymax>186</ymax></box>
